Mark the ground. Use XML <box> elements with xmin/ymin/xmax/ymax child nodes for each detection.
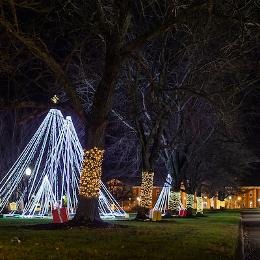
<box><xmin>0</xmin><ymin>211</ymin><xmax>240</xmax><ymax>260</ymax></box>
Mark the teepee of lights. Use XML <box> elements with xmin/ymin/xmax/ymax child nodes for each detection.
<box><xmin>0</xmin><ymin>109</ymin><xmax>126</xmax><ymax>219</ymax></box>
<box><xmin>153</xmin><ymin>174</ymin><xmax>172</xmax><ymax>214</ymax></box>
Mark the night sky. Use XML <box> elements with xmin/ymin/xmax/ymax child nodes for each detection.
<box><xmin>242</xmin><ymin>89</ymin><xmax>260</xmax><ymax>185</ymax></box>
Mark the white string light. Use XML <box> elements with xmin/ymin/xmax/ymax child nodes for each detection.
<box><xmin>0</xmin><ymin>109</ymin><xmax>126</xmax><ymax>219</ymax></box>
<box><xmin>153</xmin><ymin>174</ymin><xmax>172</xmax><ymax>213</ymax></box>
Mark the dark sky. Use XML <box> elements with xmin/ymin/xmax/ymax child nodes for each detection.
<box><xmin>241</xmin><ymin>89</ymin><xmax>260</xmax><ymax>185</ymax></box>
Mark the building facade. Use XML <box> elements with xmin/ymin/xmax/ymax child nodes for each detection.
<box><xmin>106</xmin><ymin>179</ymin><xmax>260</xmax><ymax>211</ymax></box>
<box><xmin>225</xmin><ymin>186</ymin><xmax>260</xmax><ymax>209</ymax></box>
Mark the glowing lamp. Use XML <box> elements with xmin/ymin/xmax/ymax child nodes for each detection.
<box><xmin>25</xmin><ymin>167</ymin><xmax>32</xmax><ymax>176</ymax></box>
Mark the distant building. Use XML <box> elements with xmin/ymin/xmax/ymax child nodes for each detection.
<box><xmin>106</xmin><ymin>179</ymin><xmax>124</xmax><ymax>197</ymax></box>
<box><xmin>106</xmin><ymin>179</ymin><xmax>260</xmax><ymax>211</ymax></box>
<box><xmin>106</xmin><ymin>179</ymin><xmax>162</xmax><ymax>210</ymax></box>
<box><xmin>226</xmin><ymin>186</ymin><xmax>260</xmax><ymax>209</ymax></box>
<box><xmin>106</xmin><ymin>179</ymin><xmax>133</xmax><ymax>211</ymax></box>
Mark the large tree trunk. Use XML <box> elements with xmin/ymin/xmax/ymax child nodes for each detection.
<box><xmin>140</xmin><ymin>171</ymin><xmax>154</xmax><ymax>208</ymax></box>
<box><xmin>167</xmin><ymin>150</ymin><xmax>183</xmax><ymax>215</ymax></box>
<box><xmin>74</xmin><ymin>197</ymin><xmax>101</xmax><ymax>223</ymax></box>
<box><xmin>169</xmin><ymin>190</ymin><xmax>181</xmax><ymax>216</ymax></box>
<box><xmin>196</xmin><ymin>196</ymin><xmax>203</xmax><ymax>216</ymax></box>
<box><xmin>196</xmin><ymin>190</ymin><xmax>203</xmax><ymax>216</ymax></box>
<box><xmin>73</xmin><ymin>41</ymin><xmax>121</xmax><ymax>224</ymax></box>
<box><xmin>73</xmin><ymin>147</ymin><xmax>104</xmax><ymax>223</ymax></box>
<box><xmin>136</xmin><ymin>170</ymin><xmax>154</xmax><ymax>220</ymax></box>
<box><xmin>185</xmin><ymin>183</ymin><xmax>195</xmax><ymax>217</ymax></box>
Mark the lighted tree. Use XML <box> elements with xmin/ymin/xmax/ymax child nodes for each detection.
<box><xmin>1</xmin><ymin>0</ymin><xmax>196</xmax><ymax>223</ymax></box>
<box><xmin>0</xmin><ymin>0</ymin><xmax>259</xmax><ymax>224</ymax></box>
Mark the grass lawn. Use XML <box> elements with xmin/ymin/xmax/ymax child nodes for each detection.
<box><xmin>0</xmin><ymin>211</ymin><xmax>240</xmax><ymax>260</ymax></box>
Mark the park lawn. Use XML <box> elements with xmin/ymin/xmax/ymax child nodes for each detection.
<box><xmin>0</xmin><ymin>211</ymin><xmax>240</xmax><ymax>260</ymax></box>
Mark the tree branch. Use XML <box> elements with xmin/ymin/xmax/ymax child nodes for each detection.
<box><xmin>0</xmin><ymin>17</ymin><xmax>86</xmax><ymax>121</ymax></box>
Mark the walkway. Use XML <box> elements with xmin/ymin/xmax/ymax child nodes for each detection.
<box><xmin>241</xmin><ymin>209</ymin><xmax>260</xmax><ymax>259</ymax></box>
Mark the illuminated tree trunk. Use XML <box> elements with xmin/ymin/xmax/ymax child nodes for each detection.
<box><xmin>186</xmin><ymin>193</ymin><xmax>194</xmax><ymax>217</ymax></box>
<box><xmin>73</xmin><ymin>42</ymin><xmax>121</xmax><ymax>223</ymax></box>
<box><xmin>169</xmin><ymin>190</ymin><xmax>181</xmax><ymax>215</ymax></box>
<box><xmin>166</xmin><ymin>150</ymin><xmax>183</xmax><ymax>215</ymax></box>
<box><xmin>140</xmin><ymin>171</ymin><xmax>154</xmax><ymax>208</ymax></box>
<box><xmin>184</xmin><ymin>179</ymin><xmax>195</xmax><ymax>217</ymax></box>
<box><xmin>73</xmin><ymin>148</ymin><xmax>104</xmax><ymax>223</ymax></box>
<box><xmin>196</xmin><ymin>197</ymin><xmax>203</xmax><ymax>215</ymax></box>
<box><xmin>196</xmin><ymin>190</ymin><xmax>203</xmax><ymax>215</ymax></box>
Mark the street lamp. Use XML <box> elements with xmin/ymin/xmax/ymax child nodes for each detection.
<box><xmin>23</xmin><ymin>167</ymin><xmax>32</xmax><ymax>207</ymax></box>
<box><xmin>25</xmin><ymin>167</ymin><xmax>32</xmax><ymax>176</ymax></box>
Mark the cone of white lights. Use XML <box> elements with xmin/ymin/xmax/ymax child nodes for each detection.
<box><xmin>0</xmin><ymin>109</ymin><xmax>64</xmax><ymax>214</ymax></box>
<box><xmin>79</xmin><ymin>147</ymin><xmax>104</xmax><ymax>198</ymax></box>
<box><xmin>0</xmin><ymin>109</ymin><xmax>126</xmax><ymax>219</ymax></box>
<box><xmin>153</xmin><ymin>174</ymin><xmax>172</xmax><ymax>214</ymax></box>
<box><xmin>140</xmin><ymin>171</ymin><xmax>154</xmax><ymax>208</ymax></box>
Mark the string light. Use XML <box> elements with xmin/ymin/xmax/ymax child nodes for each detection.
<box><xmin>186</xmin><ymin>194</ymin><xmax>194</xmax><ymax>209</ymax></box>
<box><xmin>140</xmin><ymin>171</ymin><xmax>154</xmax><ymax>208</ymax></box>
<box><xmin>0</xmin><ymin>109</ymin><xmax>127</xmax><ymax>219</ymax></box>
<box><xmin>23</xmin><ymin>175</ymin><xmax>57</xmax><ymax>216</ymax></box>
<box><xmin>79</xmin><ymin>147</ymin><xmax>104</xmax><ymax>198</ymax></box>
<box><xmin>153</xmin><ymin>174</ymin><xmax>172</xmax><ymax>213</ymax></box>
<box><xmin>169</xmin><ymin>191</ymin><xmax>181</xmax><ymax>211</ymax></box>
<box><xmin>196</xmin><ymin>196</ymin><xmax>203</xmax><ymax>214</ymax></box>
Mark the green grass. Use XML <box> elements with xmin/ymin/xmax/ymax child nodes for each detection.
<box><xmin>0</xmin><ymin>211</ymin><xmax>240</xmax><ymax>260</ymax></box>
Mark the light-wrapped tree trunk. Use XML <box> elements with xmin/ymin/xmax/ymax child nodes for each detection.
<box><xmin>169</xmin><ymin>191</ymin><xmax>181</xmax><ymax>215</ymax></box>
<box><xmin>186</xmin><ymin>193</ymin><xmax>194</xmax><ymax>217</ymax></box>
<box><xmin>74</xmin><ymin>147</ymin><xmax>104</xmax><ymax>223</ymax></box>
<box><xmin>140</xmin><ymin>171</ymin><xmax>154</xmax><ymax>208</ymax></box>
<box><xmin>196</xmin><ymin>196</ymin><xmax>203</xmax><ymax>215</ymax></box>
